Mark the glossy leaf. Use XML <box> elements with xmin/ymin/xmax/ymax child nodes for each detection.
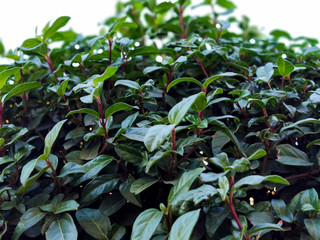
<box><xmin>131</xmin><ymin>208</ymin><xmax>163</xmax><ymax>240</ymax></box>
<box><xmin>232</xmin><ymin>175</ymin><xmax>289</xmax><ymax>192</ymax></box>
<box><xmin>44</xmin><ymin>120</ymin><xmax>67</xmax><ymax>157</ymax></box>
<box><xmin>277</xmin><ymin>57</ymin><xmax>294</xmax><ymax>77</ymax></box>
<box><xmin>114</xmin><ymin>80</ymin><xmax>140</xmax><ymax>90</ymax></box>
<box><xmin>304</xmin><ymin>219</ymin><xmax>320</xmax><ymax>240</ymax></box>
<box><xmin>166</xmin><ymin>78</ymin><xmax>203</xmax><ymax>92</ymax></box>
<box><xmin>276</xmin><ymin>144</ymin><xmax>312</xmax><ymax>166</ymax></box>
<box><xmin>168</xmin><ymin>209</ymin><xmax>200</xmax><ymax>240</ymax></box>
<box><xmin>168</xmin><ymin>93</ymin><xmax>200</xmax><ymax>125</ymax></box>
<box><xmin>168</xmin><ymin>168</ymin><xmax>204</xmax><ymax>204</ymax></box>
<box><xmin>2</xmin><ymin>82</ymin><xmax>41</xmax><ymax>103</ymax></box>
<box><xmin>45</xmin><ymin>213</ymin><xmax>78</xmax><ymax>240</ymax></box>
<box><xmin>203</xmin><ymin>72</ymin><xmax>245</xmax><ymax>89</ymax></box>
<box><xmin>0</xmin><ymin>67</ymin><xmax>20</xmax><ymax>90</ymax></box>
<box><xmin>76</xmin><ymin>208</ymin><xmax>110</xmax><ymax>240</ymax></box>
<box><xmin>93</xmin><ymin>66</ymin><xmax>118</xmax><ymax>86</ymax></box>
<box><xmin>43</xmin><ymin>16</ymin><xmax>71</xmax><ymax>41</ymax></box>
<box><xmin>144</xmin><ymin>124</ymin><xmax>175</xmax><ymax>152</ymax></box>
<box><xmin>130</xmin><ymin>177</ymin><xmax>159</xmax><ymax>194</ymax></box>
<box><xmin>105</xmin><ymin>102</ymin><xmax>136</xmax><ymax>120</ymax></box>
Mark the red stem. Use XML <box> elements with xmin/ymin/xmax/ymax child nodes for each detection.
<box><xmin>108</xmin><ymin>38</ymin><xmax>113</xmax><ymax>65</ymax></box>
<box><xmin>45</xmin><ymin>158</ymin><xmax>62</xmax><ymax>193</ymax></box>
<box><xmin>178</xmin><ymin>5</ymin><xmax>187</xmax><ymax>39</ymax></box>
<box><xmin>177</xmin><ymin>142</ymin><xmax>201</xmax><ymax>166</ymax></box>
<box><xmin>286</xmin><ymin>167</ymin><xmax>320</xmax><ymax>181</ymax></box>
<box><xmin>95</xmin><ymin>97</ymin><xmax>108</xmax><ymax>138</ymax></box>
<box><xmin>98</xmin><ymin>142</ymin><xmax>109</xmax><ymax>156</ymax></box>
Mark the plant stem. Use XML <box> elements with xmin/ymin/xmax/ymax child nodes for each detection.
<box><xmin>225</xmin><ymin>176</ymin><xmax>250</xmax><ymax>240</ymax></box>
<box><xmin>286</xmin><ymin>167</ymin><xmax>320</xmax><ymax>181</ymax></box>
<box><xmin>260</xmin><ymin>140</ymin><xmax>270</xmax><ymax>175</ymax></box>
<box><xmin>281</xmin><ymin>75</ymin><xmax>285</xmax><ymax>89</ymax></box>
<box><xmin>168</xmin><ymin>128</ymin><xmax>177</xmax><ymax>179</ymax></box>
<box><xmin>177</xmin><ymin>142</ymin><xmax>201</xmax><ymax>166</ymax></box>
<box><xmin>163</xmin><ymin>70</ymin><xmax>174</xmax><ymax>109</ymax></box>
<box><xmin>45</xmin><ymin>158</ymin><xmax>62</xmax><ymax>193</ymax></box>
<box><xmin>178</xmin><ymin>5</ymin><xmax>187</xmax><ymax>39</ymax></box>
<box><xmin>95</xmin><ymin>97</ymin><xmax>108</xmax><ymax>138</ymax></box>
<box><xmin>98</xmin><ymin>142</ymin><xmax>109</xmax><ymax>156</ymax></box>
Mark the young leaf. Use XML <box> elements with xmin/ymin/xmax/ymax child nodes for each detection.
<box><xmin>231</xmin><ymin>175</ymin><xmax>289</xmax><ymax>192</ymax></box>
<box><xmin>277</xmin><ymin>57</ymin><xmax>294</xmax><ymax>77</ymax></box>
<box><xmin>0</xmin><ymin>67</ymin><xmax>20</xmax><ymax>90</ymax></box>
<box><xmin>168</xmin><ymin>168</ymin><xmax>204</xmax><ymax>205</ymax></box>
<box><xmin>131</xmin><ymin>208</ymin><xmax>163</xmax><ymax>240</ymax></box>
<box><xmin>56</xmin><ymin>79</ymin><xmax>69</xmax><ymax>96</ymax></box>
<box><xmin>45</xmin><ymin>213</ymin><xmax>78</xmax><ymax>240</ymax></box>
<box><xmin>144</xmin><ymin>124</ymin><xmax>175</xmax><ymax>152</ymax></box>
<box><xmin>1</xmin><ymin>82</ymin><xmax>41</xmax><ymax>103</ymax></box>
<box><xmin>54</xmin><ymin>200</ymin><xmax>79</xmax><ymax>214</ymax></box>
<box><xmin>255</xmin><ymin>63</ymin><xmax>274</xmax><ymax>83</ymax></box>
<box><xmin>66</xmin><ymin>108</ymin><xmax>100</xmax><ymax>119</ymax></box>
<box><xmin>76</xmin><ymin>208</ymin><xmax>111</xmax><ymax>240</ymax></box>
<box><xmin>114</xmin><ymin>80</ymin><xmax>140</xmax><ymax>90</ymax></box>
<box><xmin>168</xmin><ymin>209</ymin><xmax>200</xmax><ymax>240</ymax></box>
<box><xmin>168</xmin><ymin>93</ymin><xmax>200</xmax><ymax>125</ymax></box>
<box><xmin>105</xmin><ymin>102</ymin><xmax>136</xmax><ymax>120</ymax></box>
<box><xmin>203</xmin><ymin>72</ymin><xmax>245</xmax><ymax>89</ymax></box>
<box><xmin>43</xmin><ymin>16</ymin><xmax>71</xmax><ymax>41</ymax></box>
<box><xmin>92</xmin><ymin>66</ymin><xmax>118</xmax><ymax>86</ymax></box>
<box><xmin>130</xmin><ymin>177</ymin><xmax>159</xmax><ymax>194</ymax></box>
<box><xmin>166</xmin><ymin>78</ymin><xmax>203</xmax><ymax>92</ymax></box>
<box><xmin>44</xmin><ymin>119</ymin><xmax>67</xmax><ymax>157</ymax></box>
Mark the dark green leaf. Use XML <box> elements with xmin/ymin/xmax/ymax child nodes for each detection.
<box><xmin>76</xmin><ymin>208</ymin><xmax>110</xmax><ymax>240</ymax></box>
<box><xmin>276</xmin><ymin>144</ymin><xmax>312</xmax><ymax>166</ymax></box>
<box><xmin>2</xmin><ymin>82</ymin><xmax>41</xmax><ymax>103</ymax></box>
<box><xmin>105</xmin><ymin>102</ymin><xmax>136</xmax><ymax>120</ymax></box>
<box><xmin>130</xmin><ymin>177</ymin><xmax>159</xmax><ymax>194</ymax></box>
<box><xmin>304</xmin><ymin>218</ymin><xmax>320</xmax><ymax>240</ymax></box>
<box><xmin>168</xmin><ymin>209</ymin><xmax>200</xmax><ymax>240</ymax></box>
<box><xmin>66</xmin><ymin>108</ymin><xmax>100</xmax><ymax>119</ymax></box>
<box><xmin>131</xmin><ymin>209</ymin><xmax>163</xmax><ymax>240</ymax></box>
<box><xmin>144</xmin><ymin>124</ymin><xmax>175</xmax><ymax>152</ymax></box>
<box><xmin>45</xmin><ymin>213</ymin><xmax>78</xmax><ymax>240</ymax></box>
<box><xmin>167</xmin><ymin>78</ymin><xmax>203</xmax><ymax>92</ymax></box>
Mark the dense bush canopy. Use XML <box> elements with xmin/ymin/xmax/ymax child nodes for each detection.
<box><xmin>1</xmin><ymin>0</ymin><xmax>320</xmax><ymax>239</ymax></box>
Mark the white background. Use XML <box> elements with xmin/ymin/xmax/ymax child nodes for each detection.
<box><xmin>0</xmin><ymin>0</ymin><xmax>319</xmax><ymax>51</ymax></box>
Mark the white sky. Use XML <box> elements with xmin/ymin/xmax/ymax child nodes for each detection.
<box><xmin>0</xmin><ymin>0</ymin><xmax>319</xmax><ymax>52</ymax></box>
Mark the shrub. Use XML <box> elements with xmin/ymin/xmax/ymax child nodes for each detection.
<box><xmin>1</xmin><ymin>0</ymin><xmax>320</xmax><ymax>239</ymax></box>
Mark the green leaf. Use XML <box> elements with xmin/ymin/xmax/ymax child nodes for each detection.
<box><xmin>20</xmin><ymin>38</ymin><xmax>48</xmax><ymax>56</ymax></box>
<box><xmin>271</xmin><ymin>199</ymin><xmax>293</xmax><ymax>223</ymax></box>
<box><xmin>128</xmin><ymin>46</ymin><xmax>175</xmax><ymax>58</ymax></box>
<box><xmin>104</xmin><ymin>102</ymin><xmax>136</xmax><ymax>120</ymax></box>
<box><xmin>218</xmin><ymin>176</ymin><xmax>229</xmax><ymax>201</ymax></box>
<box><xmin>166</xmin><ymin>78</ymin><xmax>203</xmax><ymax>92</ymax></box>
<box><xmin>93</xmin><ymin>66</ymin><xmax>118</xmax><ymax>87</ymax></box>
<box><xmin>44</xmin><ymin>120</ymin><xmax>67</xmax><ymax>157</ymax></box>
<box><xmin>114</xmin><ymin>80</ymin><xmax>140</xmax><ymax>90</ymax></box>
<box><xmin>280</xmin><ymin>118</ymin><xmax>320</xmax><ymax>132</ymax></box>
<box><xmin>168</xmin><ymin>168</ymin><xmax>204</xmax><ymax>205</ymax></box>
<box><xmin>246</xmin><ymin>149</ymin><xmax>266</xmax><ymax>161</ymax></box>
<box><xmin>277</xmin><ymin>57</ymin><xmax>294</xmax><ymax>77</ymax></box>
<box><xmin>255</xmin><ymin>63</ymin><xmax>274</xmax><ymax>83</ymax></box>
<box><xmin>17</xmin><ymin>166</ymin><xmax>49</xmax><ymax>198</ymax></box>
<box><xmin>76</xmin><ymin>208</ymin><xmax>111</xmax><ymax>240</ymax></box>
<box><xmin>43</xmin><ymin>16</ymin><xmax>71</xmax><ymax>41</ymax></box>
<box><xmin>76</xmin><ymin>155</ymin><xmax>113</xmax><ymax>184</ymax></box>
<box><xmin>304</xmin><ymin>218</ymin><xmax>320</xmax><ymax>240</ymax></box>
<box><xmin>99</xmin><ymin>193</ymin><xmax>126</xmax><ymax>217</ymax></box>
<box><xmin>0</xmin><ymin>67</ymin><xmax>20</xmax><ymax>90</ymax></box>
<box><xmin>203</xmin><ymin>72</ymin><xmax>245</xmax><ymax>89</ymax></box>
<box><xmin>114</xmin><ymin>144</ymin><xmax>143</xmax><ymax>163</ymax></box>
<box><xmin>12</xmin><ymin>207</ymin><xmax>46</xmax><ymax>240</ymax></box>
<box><xmin>276</xmin><ymin>144</ymin><xmax>312</xmax><ymax>166</ymax></box>
<box><xmin>56</xmin><ymin>79</ymin><xmax>69</xmax><ymax>96</ymax></box>
<box><xmin>168</xmin><ymin>93</ymin><xmax>200</xmax><ymax>125</ymax></box>
<box><xmin>232</xmin><ymin>175</ymin><xmax>289</xmax><ymax>192</ymax></box>
<box><xmin>119</xmin><ymin>176</ymin><xmax>142</xmax><ymax>207</ymax></box>
<box><xmin>45</xmin><ymin>213</ymin><xmax>78</xmax><ymax>240</ymax></box>
<box><xmin>131</xmin><ymin>208</ymin><xmax>163</xmax><ymax>240</ymax></box>
<box><xmin>191</xmin><ymin>93</ymin><xmax>207</xmax><ymax>112</ymax></box>
<box><xmin>2</xmin><ymin>82</ymin><xmax>41</xmax><ymax>103</ymax></box>
<box><xmin>248</xmin><ymin>223</ymin><xmax>283</xmax><ymax>236</ymax></box>
<box><xmin>206</xmin><ymin>207</ymin><xmax>230</xmax><ymax>237</ymax></box>
<box><xmin>81</xmin><ymin>175</ymin><xmax>119</xmax><ymax>204</ymax></box>
<box><xmin>144</xmin><ymin>124</ymin><xmax>175</xmax><ymax>152</ymax></box>
<box><xmin>130</xmin><ymin>177</ymin><xmax>159</xmax><ymax>194</ymax></box>
<box><xmin>168</xmin><ymin>209</ymin><xmax>200</xmax><ymax>240</ymax></box>
<box><xmin>20</xmin><ymin>158</ymin><xmax>38</xmax><ymax>186</ymax></box>
<box><xmin>54</xmin><ymin>200</ymin><xmax>79</xmax><ymax>214</ymax></box>
<box><xmin>66</xmin><ymin>108</ymin><xmax>100</xmax><ymax>119</ymax></box>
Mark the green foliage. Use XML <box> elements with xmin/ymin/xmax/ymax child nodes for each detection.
<box><xmin>1</xmin><ymin>0</ymin><xmax>320</xmax><ymax>239</ymax></box>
